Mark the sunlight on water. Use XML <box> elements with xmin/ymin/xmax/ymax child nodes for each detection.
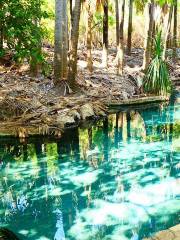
<box><xmin>0</xmin><ymin>99</ymin><xmax>179</xmax><ymax>240</ymax></box>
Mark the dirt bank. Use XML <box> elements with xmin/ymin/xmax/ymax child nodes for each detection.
<box><xmin>0</xmin><ymin>48</ymin><xmax>179</xmax><ymax>137</ymax></box>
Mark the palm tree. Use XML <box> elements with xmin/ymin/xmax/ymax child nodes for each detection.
<box><xmin>115</xmin><ymin>0</ymin><xmax>120</xmax><ymax>47</ymax></box>
<box><xmin>102</xmin><ymin>0</ymin><xmax>108</xmax><ymax>68</ymax></box>
<box><xmin>173</xmin><ymin>0</ymin><xmax>177</xmax><ymax>57</ymax></box>
<box><xmin>127</xmin><ymin>0</ymin><xmax>133</xmax><ymax>55</ymax></box>
<box><xmin>0</xmin><ymin>2</ymin><xmax>4</xmax><ymax>52</ymax></box>
<box><xmin>86</xmin><ymin>1</ymin><xmax>93</xmax><ymax>72</ymax></box>
<box><xmin>54</xmin><ymin>0</ymin><xmax>68</xmax><ymax>83</ymax></box>
<box><xmin>30</xmin><ymin>0</ymin><xmax>42</xmax><ymax>77</ymax></box>
<box><xmin>68</xmin><ymin>0</ymin><xmax>81</xmax><ymax>90</ymax></box>
<box><xmin>162</xmin><ymin>3</ymin><xmax>173</xmax><ymax>60</ymax></box>
<box><xmin>143</xmin><ymin>0</ymin><xmax>155</xmax><ymax>70</ymax></box>
<box><xmin>117</xmin><ymin>0</ymin><xmax>125</xmax><ymax>75</ymax></box>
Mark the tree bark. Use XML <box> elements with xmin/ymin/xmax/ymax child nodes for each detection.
<box><xmin>30</xmin><ymin>0</ymin><xmax>42</xmax><ymax>77</ymax></box>
<box><xmin>68</xmin><ymin>0</ymin><xmax>81</xmax><ymax>90</ymax></box>
<box><xmin>0</xmin><ymin>3</ymin><xmax>3</xmax><ymax>52</ymax></box>
<box><xmin>117</xmin><ymin>0</ymin><xmax>125</xmax><ymax>75</ymax></box>
<box><xmin>86</xmin><ymin>3</ymin><xmax>93</xmax><ymax>73</ymax></box>
<box><xmin>167</xmin><ymin>4</ymin><xmax>173</xmax><ymax>49</ymax></box>
<box><xmin>173</xmin><ymin>0</ymin><xmax>177</xmax><ymax>58</ymax></box>
<box><xmin>102</xmin><ymin>0</ymin><xmax>108</xmax><ymax>68</ymax></box>
<box><xmin>127</xmin><ymin>0</ymin><xmax>133</xmax><ymax>55</ymax></box>
<box><xmin>162</xmin><ymin>4</ymin><xmax>173</xmax><ymax>60</ymax></box>
<box><xmin>115</xmin><ymin>0</ymin><xmax>119</xmax><ymax>47</ymax></box>
<box><xmin>70</xmin><ymin>0</ymin><xmax>73</xmax><ymax>26</ymax></box>
<box><xmin>54</xmin><ymin>0</ymin><xmax>68</xmax><ymax>83</ymax></box>
<box><xmin>142</xmin><ymin>0</ymin><xmax>155</xmax><ymax>70</ymax></box>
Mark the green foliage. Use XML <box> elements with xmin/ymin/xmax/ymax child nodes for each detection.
<box><xmin>94</xmin><ymin>11</ymin><xmax>115</xmax><ymax>33</ymax></box>
<box><xmin>134</xmin><ymin>0</ymin><xmax>147</xmax><ymax>14</ymax></box>
<box><xmin>41</xmin><ymin>0</ymin><xmax>55</xmax><ymax>44</ymax></box>
<box><xmin>134</xmin><ymin>0</ymin><xmax>175</xmax><ymax>14</ymax></box>
<box><xmin>0</xmin><ymin>0</ymin><xmax>48</xmax><ymax>65</ymax></box>
<box><xmin>143</xmin><ymin>31</ymin><xmax>172</xmax><ymax>95</ymax></box>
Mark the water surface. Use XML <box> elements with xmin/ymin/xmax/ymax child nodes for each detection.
<box><xmin>0</xmin><ymin>99</ymin><xmax>179</xmax><ymax>240</ymax></box>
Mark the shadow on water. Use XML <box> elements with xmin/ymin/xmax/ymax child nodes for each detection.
<box><xmin>0</xmin><ymin>96</ymin><xmax>179</xmax><ymax>240</ymax></box>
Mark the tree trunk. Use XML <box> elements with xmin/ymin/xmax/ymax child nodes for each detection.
<box><xmin>0</xmin><ymin>3</ymin><xmax>3</xmax><ymax>53</ymax></box>
<box><xmin>167</xmin><ymin>5</ymin><xmax>173</xmax><ymax>49</ymax></box>
<box><xmin>0</xmin><ymin>24</ymin><xmax>3</xmax><ymax>53</ymax></box>
<box><xmin>70</xmin><ymin>0</ymin><xmax>73</xmax><ymax>26</ymax></box>
<box><xmin>102</xmin><ymin>0</ymin><xmax>108</xmax><ymax>68</ymax></box>
<box><xmin>62</xmin><ymin>0</ymin><xmax>68</xmax><ymax>77</ymax></box>
<box><xmin>142</xmin><ymin>0</ymin><xmax>155</xmax><ymax>70</ymax></box>
<box><xmin>86</xmin><ymin>4</ymin><xmax>93</xmax><ymax>73</ymax></box>
<box><xmin>115</xmin><ymin>0</ymin><xmax>120</xmax><ymax>47</ymax></box>
<box><xmin>30</xmin><ymin>0</ymin><xmax>42</xmax><ymax>77</ymax></box>
<box><xmin>54</xmin><ymin>0</ymin><xmax>68</xmax><ymax>83</ymax></box>
<box><xmin>127</xmin><ymin>0</ymin><xmax>133</xmax><ymax>55</ymax></box>
<box><xmin>173</xmin><ymin>0</ymin><xmax>177</xmax><ymax>58</ymax></box>
<box><xmin>68</xmin><ymin>0</ymin><xmax>81</xmax><ymax>90</ymax></box>
<box><xmin>162</xmin><ymin>4</ymin><xmax>173</xmax><ymax>60</ymax></box>
<box><xmin>117</xmin><ymin>0</ymin><xmax>125</xmax><ymax>75</ymax></box>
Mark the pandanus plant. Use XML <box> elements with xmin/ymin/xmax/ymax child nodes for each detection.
<box><xmin>143</xmin><ymin>31</ymin><xmax>172</xmax><ymax>96</ymax></box>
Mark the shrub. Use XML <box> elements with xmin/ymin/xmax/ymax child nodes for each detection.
<box><xmin>143</xmin><ymin>31</ymin><xmax>172</xmax><ymax>96</ymax></box>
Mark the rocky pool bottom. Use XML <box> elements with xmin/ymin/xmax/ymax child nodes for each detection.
<box><xmin>0</xmin><ymin>98</ymin><xmax>179</xmax><ymax>240</ymax></box>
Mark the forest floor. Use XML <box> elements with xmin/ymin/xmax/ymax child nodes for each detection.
<box><xmin>0</xmin><ymin>47</ymin><xmax>180</xmax><ymax>137</ymax></box>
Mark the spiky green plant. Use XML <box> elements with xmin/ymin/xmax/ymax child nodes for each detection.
<box><xmin>143</xmin><ymin>31</ymin><xmax>172</xmax><ymax>96</ymax></box>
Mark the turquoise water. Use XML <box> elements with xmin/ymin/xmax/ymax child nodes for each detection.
<box><xmin>0</xmin><ymin>98</ymin><xmax>179</xmax><ymax>240</ymax></box>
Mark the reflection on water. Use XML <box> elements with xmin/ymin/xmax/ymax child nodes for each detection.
<box><xmin>0</xmin><ymin>100</ymin><xmax>179</xmax><ymax>240</ymax></box>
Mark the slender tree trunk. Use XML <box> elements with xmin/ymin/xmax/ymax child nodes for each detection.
<box><xmin>102</xmin><ymin>0</ymin><xmax>108</xmax><ymax>68</ymax></box>
<box><xmin>30</xmin><ymin>0</ymin><xmax>42</xmax><ymax>77</ymax></box>
<box><xmin>86</xmin><ymin>3</ymin><xmax>93</xmax><ymax>72</ymax></box>
<box><xmin>0</xmin><ymin>24</ymin><xmax>3</xmax><ymax>53</ymax></box>
<box><xmin>167</xmin><ymin>28</ymin><xmax>172</xmax><ymax>49</ymax></box>
<box><xmin>117</xmin><ymin>0</ymin><xmax>125</xmax><ymax>75</ymax></box>
<box><xmin>63</xmin><ymin>1</ymin><xmax>68</xmax><ymax>77</ymax></box>
<box><xmin>173</xmin><ymin>0</ymin><xmax>177</xmax><ymax>57</ymax></box>
<box><xmin>150</xmin><ymin>2</ymin><xmax>156</xmax><ymax>55</ymax></box>
<box><xmin>54</xmin><ymin>0</ymin><xmax>68</xmax><ymax>83</ymax></box>
<box><xmin>0</xmin><ymin>3</ymin><xmax>3</xmax><ymax>53</ymax></box>
<box><xmin>167</xmin><ymin>5</ymin><xmax>173</xmax><ymax>49</ymax></box>
<box><xmin>68</xmin><ymin>0</ymin><xmax>81</xmax><ymax>90</ymax></box>
<box><xmin>115</xmin><ymin>0</ymin><xmax>120</xmax><ymax>47</ymax></box>
<box><xmin>151</xmin><ymin>19</ymin><xmax>156</xmax><ymax>50</ymax></box>
<box><xmin>70</xmin><ymin>0</ymin><xmax>73</xmax><ymax>26</ymax></box>
<box><xmin>162</xmin><ymin>4</ymin><xmax>173</xmax><ymax>60</ymax></box>
<box><xmin>127</xmin><ymin>0</ymin><xmax>133</xmax><ymax>55</ymax></box>
<box><xmin>143</xmin><ymin>0</ymin><xmax>155</xmax><ymax>70</ymax></box>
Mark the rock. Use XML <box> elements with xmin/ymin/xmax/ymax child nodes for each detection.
<box><xmin>93</xmin><ymin>105</ymin><xmax>107</xmax><ymax>117</ymax></box>
<box><xmin>166</xmin><ymin>49</ymin><xmax>173</xmax><ymax>57</ymax></box>
<box><xmin>80</xmin><ymin>103</ymin><xmax>95</xmax><ymax>120</ymax></box>
<box><xmin>56</xmin><ymin>115</ymin><xmax>75</xmax><ymax>127</ymax></box>
<box><xmin>154</xmin><ymin>230</ymin><xmax>174</xmax><ymax>240</ymax></box>
<box><xmin>176</xmin><ymin>48</ymin><xmax>180</xmax><ymax>58</ymax></box>
<box><xmin>128</xmin><ymin>62</ymin><xmax>135</xmax><ymax>68</ymax></box>
<box><xmin>69</xmin><ymin>110</ymin><xmax>81</xmax><ymax>121</ymax></box>
<box><xmin>121</xmin><ymin>91</ymin><xmax>129</xmax><ymax>99</ymax></box>
<box><xmin>166</xmin><ymin>48</ymin><xmax>180</xmax><ymax>59</ymax></box>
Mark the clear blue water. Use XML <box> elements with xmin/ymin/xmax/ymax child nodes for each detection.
<box><xmin>0</xmin><ymin>98</ymin><xmax>179</xmax><ymax>240</ymax></box>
